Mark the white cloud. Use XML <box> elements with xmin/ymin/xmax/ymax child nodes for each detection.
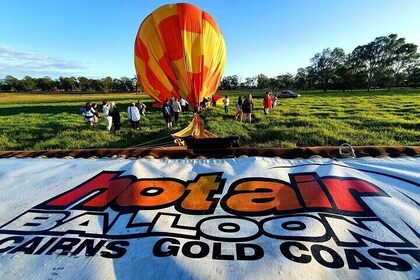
<box><xmin>0</xmin><ymin>45</ymin><xmax>88</xmax><ymax>78</ymax></box>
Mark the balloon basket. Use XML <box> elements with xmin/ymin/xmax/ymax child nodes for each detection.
<box><xmin>183</xmin><ymin>136</ymin><xmax>240</xmax><ymax>151</ymax></box>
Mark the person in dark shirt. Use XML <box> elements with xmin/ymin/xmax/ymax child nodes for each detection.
<box><xmin>109</xmin><ymin>101</ymin><xmax>121</xmax><ymax>130</ymax></box>
<box><xmin>242</xmin><ymin>94</ymin><xmax>254</xmax><ymax>123</ymax></box>
<box><xmin>162</xmin><ymin>99</ymin><xmax>174</xmax><ymax>130</ymax></box>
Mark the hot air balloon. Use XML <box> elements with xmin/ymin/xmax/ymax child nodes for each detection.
<box><xmin>134</xmin><ymin>3</ymin><xmax>226</xmax><ymax>141</ymax></box>
<box><xmin>134</xmin><ymin>3</ymin><xmax>225</xmax><ymax>107</ymax></box>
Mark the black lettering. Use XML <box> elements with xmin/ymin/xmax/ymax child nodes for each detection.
<box><xmin>396</xmin><ymin>249</ymin><xmax>420</xmax><ymax>263</ymax></box>
<box><xmin>100</xmin><ymin>241</ymin><xmax>129</xmax><ymax>259</ymax></box>
<box><xmin>212</xmin><ymin>242</ymin><xmax>234</xmax><ymax>260</ymax></box>
<box><xmin>182</xmin><ymin>241</ymin><xmax>209</xmax><ymax>258</ymax></box>
<box><xmin>9</xmin><ymin>237</ymin><xmax>44</xmax><ymax>254</ymax></box>
<box><xmin>0</xmin><ymin>236</ymin><xmax>24</xmax><ymax>253</ymax></box>
<box><xmin>153</xmin><ymin>238</ymin><xmax>180</xmax><ymax>257</ymax></box>
<box><xmin>46</xmin><ymin>238</ymin><xmax>81</xmax><ymax>255</ymax></box>
<box><xmin>72</xmin><ymin>239</ymin><xmax>107</xmax><ymax>256</ymax></box>
<box><xmin>344</xmin><ymin>249</ymin><xmax>381</xmax><ymax>270</ymax></box>
<box><xmin>282</xmin><ymin>221</ymin><xmax>306</xmax><ymax>231</ymax></box>
<box><xmin>368</xmin><ymin>249</ymin><xmax>412</xmax><ymax>271</ymax></box>
<box><xmin>280</xmin><ymin>241</ymin><xmax>311</xmax><ymax>264</ymax></box>
<box><xmin>237</xmin><ymin>243</ymin><xmax>264</xmax><ymax>261</ymax></box>
<box><xmin>34</xmin><ymin>237</ymin><xmax>58</xmax><ymax>255</ymax></box>
<box><xmin>311</xmin><ymin>245</ymin><xmax>344</xmax><ymax>269</ymax></box>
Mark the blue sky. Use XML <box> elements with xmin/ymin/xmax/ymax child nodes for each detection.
<box><xmin>1</xmin><ymin>0</ymin><xmax>419</xmax><ymax>80</ymax></box>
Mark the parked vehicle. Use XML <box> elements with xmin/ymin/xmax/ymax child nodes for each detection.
<box><xmin>277</xmin><ymin>90</ymin><xmax>301</xmax><ymax>98</ymax></box>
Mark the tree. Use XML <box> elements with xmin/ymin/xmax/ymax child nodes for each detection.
<box><xmin>112</xmin><ymin>78</ymin><xmax>124</xmax><ymax>92</ymax></box>
<box><xmin>121</xmin><ymin>76</ymin><xmax>135</xmax><ymax>92</ymax></box>
<box><xmin>243</xmin><ymin>76</ymin><xmax>257</xmax><ymax>89</ymax></box>
<box><xmin>406</xmin><ymin>62</ymin><xmax>420</xmax><ymax>87</ymax></box>
<box><xmin>305</xmin><ymin>66</ymin><xmax>317</xmax><ymax>90</ymax></box>
<box><xmin>341</xmin><ymin>52</ymin><xmax>367</xmax><ymax>91</ymax></box>
<box><xmin>268</xmin><ymin>77</ymin><xmax>280</xmax><ymax>89</ymax></box>
<box><xmin>35</xmin><ymin>76</ymin><xmax>54</xmax><ymax>92</ymax></box>
<box><xmin>294</xmin><ymin>68</ymin><xmax>307</xmax><ymax>90</ymax></box>
<box><xmin>68</xmin><ymin>77</ymin><xmax>78</xmax><ymax>92</ymax></box>
<box><xmin>385</xmin><ymin>35</ymin><xmax>418</xmax><ymax>90</ymax></box>
<box><xmin>350</xmin><ymin>34</ymin><xmax>418</xmax><ymax>91</ymax></box>
<box><xmin>310</xmin><ymin>48</ymin><xmax>346</xmax><ymax>92</ymax></box>
<box><xmin>78</xmin><ymin>77</ymin><xmax>91</xmax><ymax>92</ymax></box>
<box><xmin>4</xmin><ymin>75</ymin><xmax>22</xmax><ymax>91</ymax></box>
<box><xmin>90</xmin><ymin>79</ymin><xmax>103</xmax><ymax>92</ymax></box>
<box><xmin>22</xmin><ymin>76</ymin><xmax>36</xmax><ymax>92</ymax></box>
<box><xmin>277</xmin><ymin>73</ymin><xmax>294</xmax><ymax>89</ymax></box>
<box><xmin>101</xmin><ymin>76</ymin><xmax>113</xmax><ymax>93</ymax></box>
<box><xmin>219</xmin><ymin>75</ymin><xmax>239</xmax><ymax>90</ymax></box>
<box><xmin>256</xmin><ymin>74</ymin><xmax>269</xmax><ymax>89</ymax></box>
<box><xmin>58</xmin><ymin>76</ymin><xmax>78</xmax><ymax>91</ymax></box>
<box><xmin>132</xmin><ymin>76</ymin><xmax>140</xmax><ymax>92</ymax></box>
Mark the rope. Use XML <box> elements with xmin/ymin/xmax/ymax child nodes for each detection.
<box><xmin>136</xmin><ymin>140</ymin><xmax>176</xmax><ymax>148</ymax></box>
<box><xmin>128</xmin><ymin>135</ymin><xmax>175</xmax><ymax>148</ymax></box>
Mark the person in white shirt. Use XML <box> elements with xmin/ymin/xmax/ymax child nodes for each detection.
<box><xmin>82</xmin><ymin>102</ymin><xmax>96</xmax><ymax>127</ymax></box>
<box><xmin>127</xmin><ymin>102</ymin><xmax>141</xmax><ymax>130</ymax></box>
<box><xmin>180</xmin><ymin>97</ymin><xmax>189</xmax><ymax>112</ymax></box>
<box><xmin>171</xmin><ymin>98</ymin><xmax>182</xmax><ymax>125</ymax></box>
<box><xmin>102</xmin><ymin>100</ymin><xmax>112</xmax><ymax>130</ymax></box>
<box><xmin>136</xmin><ymin>100</ymin><xmax>147</xmax><ymax>116</ymax></box>
<box><xmin>223</xmin><ymin>95</ymin><xmax>230</xmax><ymax>114</ymax></box>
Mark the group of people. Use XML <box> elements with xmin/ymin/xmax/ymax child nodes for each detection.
<box><xmin>228</xmin><ymin>91</ymin><xmax>278</xmax><ymax>123</ymax></box>
<box><xmin>82</xmin><ymin>100</ymin><xmax>121</xmax><ymax>130</ymax></box>
<box><xmin>162</xmin><ymin>97</ymin><xmax>189</xmax><ymax>130</ymax></box>
<box><xmin>234</xmin><ymin>94</ymin><xmax>254</xmax><ymax>123</ymax></box>
<box><xmin>82</xmin><ymin>100</ymin><xmax>148</xmax><ymax>130</ymax></box>
<box><xmin>263</xmin><ymin>91</ymin><xmax>278</xmax><ymax>115</ymax></box>
<box><xmin>82</xmin><ymin>97</ymin><xmax>190</xmax><ymax>131</ymax></box>
<box><xmin>81</xmin><ymin>92</ymin><xmax>275</xmax><ymax>130</ymax></box>
<box><xmin>193</xmin><ymin>94</ymin><xmax>256</xmax><ymax>123</ymax></box>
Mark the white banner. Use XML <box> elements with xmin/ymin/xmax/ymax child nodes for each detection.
<box><xmin>0</xmin><ymin>157</ymin><xmax>419</xmax><ymax>279</ymax></box>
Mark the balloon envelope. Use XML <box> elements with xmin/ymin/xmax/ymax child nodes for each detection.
<box><xmin>134</xmin><ymin>3</ymin><xmax>226</xmax><ymax>107</ymax></box>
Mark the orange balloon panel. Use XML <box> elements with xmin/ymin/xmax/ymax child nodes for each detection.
<box><xmin>134</xmin><ymin>3</ymin><xmax>226</xmax><ymax>106</ymax></box>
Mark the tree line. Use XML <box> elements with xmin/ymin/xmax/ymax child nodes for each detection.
<box><xmin>0</xmin><ymin>76</ymin><xmax>138</xmax><ymax>93</ymax></box>
<box><xmin>221</xmin><ymin>34</ymin><xmax>420</xmax><ymax>91</ymax></box>
<box><xmin>1</xmin><ymin>34</ymin><xmax>419</xmax><ymax>93</ymax></box>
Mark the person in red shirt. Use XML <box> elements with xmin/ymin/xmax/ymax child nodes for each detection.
<box><xmin>263</xmin><ymin>92</ymin><xmax>272</xmax><ymax>115</ymax></box>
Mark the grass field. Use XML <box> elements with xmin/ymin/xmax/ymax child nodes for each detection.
<box><xmin>0</xmin><ymin>89</ymin><xmax>419</xmax><ymax>150</ymax></box>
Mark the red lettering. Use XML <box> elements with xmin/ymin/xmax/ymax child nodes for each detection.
<box><xmin>43</xmin><ymin>172</ymin><xmax>132</xmax><ymax>210</ymax></box>
<box><xmin>293</xmin><ymin>174</ymin><xmax>332</xmax><ymax>209</ymax></box>
<box><xmin>322</xmin><ymin>178</ymin><xmax>381</xmax><ymax>212</ymax></box>
<box><xmin>116</xmin><ymin>180</ymin><xmax>185</xmax><ymax>208</ymax></box>
<box><xmin>222</xmin><ymin>180</ymin><xmax>302</xmax><ymax>215</ymax></box>
<box><xmin>181</xmin><ymin>174</ymin><xmax>224</xmax><ymax>213</ymax></box>
<box><xmin>37</xmin><ymin>171</ymin><xmax>386</xmax><ymax>216</ymax></box>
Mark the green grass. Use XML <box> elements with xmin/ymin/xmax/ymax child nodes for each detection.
<box><xmin>0</xmin><ymin>89</ymin><xmax>419</xmax><ymax>150</ymax></box>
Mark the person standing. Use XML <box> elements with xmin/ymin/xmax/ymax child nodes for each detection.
<box><xmin>242</xmin><ymin>94</ymin><xmax>254</xmax><ymax>123</ymax></box>
<box><xmin>171</xmin><ymin>98</ymin><xmax>182</xmax><ymax>126</ymax></box>
<box><xmin>271</xmin><ymin>92</ymin><xmax>277</xmax><ymax>108</ymax></box>
<box><xmin>92</xmin><ymin>103</ymin><xmax>100</xmax><ymax>124</ymax></box>
<box><xmin>162</xmin><ymin>99</ymin><xmax>174</xmax><ymax>130</ymax></box>
<box><xmin>136</xmin><ymin>100</ymin><xmax>147</xmax><ymax>116</ymax></box>
<box><xmin>235</xmin><ymin>96</ymin><xmax>243</xmax><ymax>121</ymax></box>
<box><xmin>180</xmin><ymin>97</ymin><xmax>189</xmax><ymax>112</ymax></box>
<box><xmin>82</xmin><ymin>102</ymin><xmax>96</xmax><ymax>127</ymax></box>
<box><xmin>127</xmin><ymin>102</ymin><xmax>140</xmax><ymax>130</ymax></box>
<box><xmin>223</xmin><ymin>95</ymin><xmax>230</xmax><ymax>114</ymax></box>
<box><xmin>211</xmin><ymin>95</ymin><xmax>216</xmax><ymax>107</ymax></box>
<box><xmin>109</xmin><ymin>101</ymin><xmax>121</xmax><ymax>130</ymax></box>
<box><xmin>102</xmin><ymin>100</ymin><xmax>112</xmax><ymax>130</ymax></box>
<box><xmin>263</xmin><ymin>92</ymin><xmax>272</xmax><ymax>115</ymax></box>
